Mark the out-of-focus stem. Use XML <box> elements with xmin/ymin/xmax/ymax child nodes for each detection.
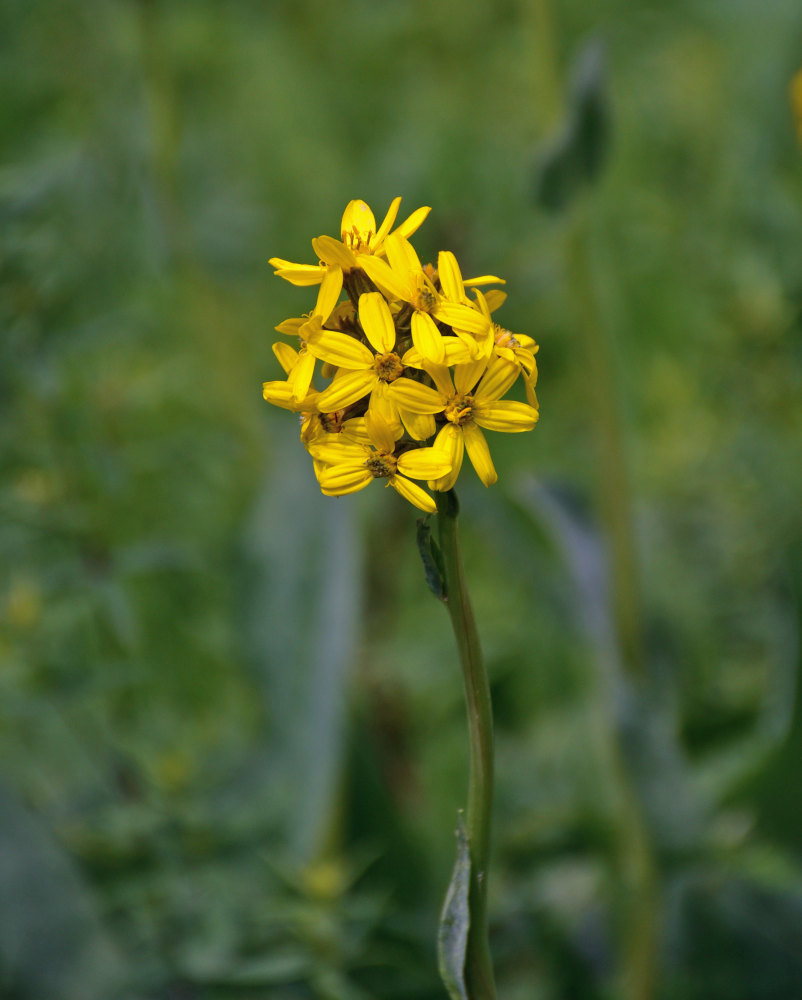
<box><xmin>528</xmin><ymin>1</ymin><xmax>659</xmax><ymax>995</ymax></box>
<box><xmin>436</xmin><ymin>489</ymin><xmax>497</xmax><ymax>1000</ymax></box>
<box><xmin>565</xmin><ymin>207</ymin><xmax>644</xmax><ymax>679</ymax></box>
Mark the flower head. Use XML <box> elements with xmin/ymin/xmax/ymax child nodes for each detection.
<box><xmin>263</xmin><ymin>199</ymin><xmax>540</xmax><ymax>512</ymax></box>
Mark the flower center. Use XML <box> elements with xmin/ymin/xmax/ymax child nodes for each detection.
<box><xmin>365</xmin><ymin>452</ymin><xmax>398</xmax><ymax>478</ymax></box>
<box><xmin>412</xmin><ymin>285</ymin><xmax>437</xmax><ymax>313</ymax></box>
<box><xmin>444</xmin><ymin>394</ymin><xmax>474</xmax><ymax>426</ymax></box>
<box><xmin>342</xmin><ymin>225</ymin><xmax>372</xmax><ymax>253</ymax></box>
<box><xmin>493</xmin><ymin>324</ymin><xmax>519</xmax><ymax>349</ymax></box>
<box><xmin>373</xmin><ymin>352</ymin><xmax>404</xmax><ymax>383</ymax></box>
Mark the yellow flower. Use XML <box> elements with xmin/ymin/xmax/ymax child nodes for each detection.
<box><xmin>310</xmin><ymin>412</ymin><xmax>452</xmax><ymax>513</ymax></box>
<box><xmin>359</xmin><ymin>234</ymin><xmax>491</xmax><ymax>364</ymax></box>
<box><xmin>437</xmin><ymin>250</ymin><xmax>503</xmax><ymax>359</ymax></box>
<box><xmin>269</xmin><ymin>198</ymin><xmax>430</xmax><ymax>323</ymax></box>
<box><xmin>262</xmin><ymin>199</ymin><xmax>542</xmax><ymax>504</ymax></box>
<box><xmin>307</xmin><ymin>292</ymin><xmax>444</xmax><ymax>439</ymax></box>
<box><xmin>261</xmin><ymin>316</ymin><xmax>322</xmax><ymax>407</ymax></box>
<box><xmin>473</xmin><ymin>289</ymin><xmax>539</xmax><ymax>408</ymax></box>
<box><xmin>425</xmin><ymin>357</ymin><xmax>540</xmax><ymax>489</ymax></box>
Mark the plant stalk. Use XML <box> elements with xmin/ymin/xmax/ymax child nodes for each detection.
<box><xmin>436</xmin><ymin>489</ymin><xmax>497</xmax><ymax>1000</ymax></box>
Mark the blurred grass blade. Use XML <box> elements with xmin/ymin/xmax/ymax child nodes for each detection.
<box><xmin>438</xmin><ymin>813</ymin><xmax>471</xmax><ymax>1000</ymax></box>
<box><xmin>244</xmin><ymin>439</ymin><xmax>361</xmax><ymax>860</ymax></box>
<box><xmin>534</xmin><ymin>38</ymin><xmax>610</xmax><ymax>212</ymax></box>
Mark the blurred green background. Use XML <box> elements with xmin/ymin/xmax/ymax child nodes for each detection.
<box><xmin>3</xmin><ymin>1</ymin><xmax>802</xmax><ymax>998</ymax></box>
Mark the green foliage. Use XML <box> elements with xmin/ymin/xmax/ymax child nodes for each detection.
<box><xmin>3</xmin><ymin>0</ymin><xmax>802</xmax><ymax>998</ymax></box>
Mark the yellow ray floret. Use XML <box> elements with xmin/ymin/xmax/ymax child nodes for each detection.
<box><xmin>309</xmin><ymin>412</ymin><xmax>451</xmax><ymax>513</ymax></box>
<box><xmin>268</xmin><ymin>197</ymin><xmax>430</xmax><ymax>324</ymax></box>
<box><xmin>424</xmin><ymin>356</ymin><xmax>539</xmax><ymax>490</ymax></box>
<box><xmin>307</xmin><ymin>292</ymin><xmax>444</xmax><ymax>439</ymax></box>
<box><xmin>359</xmin><ymin>235</ymin><xmax>491</xmax><ymax>364</ymax></box>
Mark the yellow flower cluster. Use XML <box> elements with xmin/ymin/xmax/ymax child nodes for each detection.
<box><xmin>263</xmin><ymin>198</ymin><xmax>539</xmax><ymax>513</ymax></box>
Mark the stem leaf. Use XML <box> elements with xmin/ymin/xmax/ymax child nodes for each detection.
<box><xmin>416</xmin><ymin>516</ymin><xmax>446</xmax><ymax>600</ymax></box>
<box><xmin>437</xmin><ymin>813</ymin><xmax>471</xmax><ymax>1000</ymax></box>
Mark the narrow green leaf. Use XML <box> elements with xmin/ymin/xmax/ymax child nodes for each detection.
<box><xmin>417</xmin><ymin>516</ymin><xmax>446</xmax><ymax>600</ymax></box>
<box><xmin>534</xmin><ymin>38</ymin><xmax>610</xmax><ymax>213</ymax></box>
<box><xmin>437</xmin><ymin>813</ymin><xmax>471</xmax><ymax>1000</ymax></box>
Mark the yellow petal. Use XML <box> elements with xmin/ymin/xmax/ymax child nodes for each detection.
<box><xmin>463</xmin><ymin>274</ymin><xmax>506</xmax><ymax>287</ymax></box>
<box><xmin>373</xmin><ymin>197</ymin><xmax>402</xmax><ymax>248</ymax></box>
<box><xmin>454</xmin><ymin>359</ymin><xmax>487</xmax><ymax>395</ymax></box>
<box><xmin>364</xmin><ymin>409</ymin><xmax>397</xmax><ymax>453</ymax></box>
<box><xmin>340</xmin><ymin>200</ymin><xmax>377</xmax><ymax>245</ymax></box>
<box><xmin>306</xmin><ymin>328</ymin><xmax>373</xmax><ymax>369</ymax></box>
<box><xmin>453</xmin><ymin>328</ymin><xmax>485</xmax><ymax>360</ymax></box>
<box><xmin>475</xmin><ymin>357</ymin><xmax>519</xmax><ymax>402</ymax></box>
<box><xmin>312</xmin><ymin>235</ymin><xmax>357</xmax><ymax>271</ymax></box>
<box><xmin>359</xmin><ymin>292</ymin><xmax>396</xmax><ymax>353</ymax></box>
<box><xmin>341</xmin><ymin>417</ymin><xmax>372</xmax><ymax>445</ymax></box>
<box><xmin>429</xmin><ymin>424</ymin><xmax>463</xmax><ymax>492</ymax></box>
<box><xmin>471</xmin><ymin>288</ymin><xmax>492</xmax><ymax>321</ymax></box>
<box><xmin>359</xmin><ymin>254</ymin><xmax>411</xmax><ymax>301</ymax></box>
<box><xmin>411</xmin><ymin>311</ymin><xmax>445</xmax><ymax>364</ymax></box>
<box><xmin>483</xmin><ymin>289</ymin><xmax>508</xmax><ymax>312</ymax></box>
<box><xmin>270</xmin><ymin>260</ymin><xmax>325</xmax><ymax>286</ymax></box>
<box><xmin>262</xmin><ymin>380</ymin><xmax>295</xmax><ymax>407</ymax></box>
<box><xmin>462</xmin><ymin>423</ymin><xmax>497</xmax><ymax>486</ymax></box>
<box><xmin>263</xmin><ymin>380</ymin><xmax>316</xmax><ymax>411</ymax></box>
<box><xmin>392</xmin><ymin>205</ymin><xmax>431</xmax><ymax>241</ymax></box>
<box><xmin>367</xmin><ymin>379</ymin><xmax>398</xmax><ymax>425</ymax></box>
<box><xmin>472</xmin><ymin>400</ymin><xmax>539</xmax><ymax>432</ymax></box>
<box><xmin>318</xmin><ymin>464</ymin><xmax>373</xmax><ymax>496</ymax></box>
<box><xmin>400</xmin><ymin>410</ymin><xmax>436</xmax><ymax>441</ymax></box>
<box><xmin>397</xmin><ymin>446</ymin><xmax>452</xmax><ymax>480</ymax></box>
<box><xmin>435</xmin><ymin>302</ymin><xmax>489</xmax><ymax>335</ymax></box>
<box><xmin>387</xmin><ymin>378</ymin><xmax>445</xmax><ymax>414</ymax></box>
<box><xmin>385</xmin><ymin>232</ymin><xmax>422</xmax><ymax>276</ymax></box>
<box><xmin>272</xmin><ymin>341</ymin><xmax>298</xmax><ymax>375</ymax></box>
<box><xmin>275</xmin><ymin>317</ymin><xmax>306</xmax><ymax>336</ymax></box>
<box><xmin>313</xmin><ymin>266</ymin><xmax>344</xmax><ymax>322</ymax></box>
<box><xmin>437</xmin><ymin>250</ymin><xmax>465</xmax><ymax>303</ymax></box>
<box><xmin>388</xmin><ymin>475</ymin><xmax>436</xmax><ymax>513</ymax></box>
<box><xmin>425</xmin><ymin>363</ymin><xmax>456</xmax><ymax>399</ymax></box>
<box><xmin>288</xmin><ymin>350</ymin><xmax>316</xmax><ymax>401</ymax></box>
<box><xmin>308</xmin><ymin>438</ymin><xmax>366</xmax><ymax>462</ymax></box>
<box><xmin>405</xmin><ymin>340</ymin><xmax>472</xmax><ymax>370</ymax></box>
<box><xmin>316</xmin><ymin>368</ymin><xmax>377</xmax><ymax>412</ymax></box>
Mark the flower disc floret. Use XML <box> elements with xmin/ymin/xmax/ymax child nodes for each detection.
<box><xmin>373</xmin><ymin>352</ymin><xmax>405</xmax><ymax>383</ymax></box>
<box><xmin>366</xmin><ymin>452</ymin><xmax>398</xmax><ymax>478</ymax></box>
<box><xmin>444</xmin><ymin>394</ymin><xmax>474</xmax><ymax>426</ymax></box>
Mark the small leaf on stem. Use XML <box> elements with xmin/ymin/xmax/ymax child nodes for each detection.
<box><xmin>437</xmin><ymin>813</ymin><xmax>471</xmax><ymax>1000</ymax></box>
<box><xmin>417</xmin><ymin>516</ymin><xmax>446</xmax><ymax>600</ymax></box>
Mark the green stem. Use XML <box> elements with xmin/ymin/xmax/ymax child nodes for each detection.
<box><xmin>436</xmin><ymin>489</ymin><xmax>497</xmax><ymax>1000</ymax></box>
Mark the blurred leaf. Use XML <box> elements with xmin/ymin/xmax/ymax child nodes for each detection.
<box><xmin>438</xmin><ymin>813</ymin><xmax>471</xmax><ymax>1000</ymax></box>
<box><xmin>534</xmin><ymin>38</ymin><xmax>610</xmax><ymax>212</ymax></box>
<box><xmin>0</xmin><ymin>782</ymin><xmax>131</xmax><ymax>1000</ymax></box>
